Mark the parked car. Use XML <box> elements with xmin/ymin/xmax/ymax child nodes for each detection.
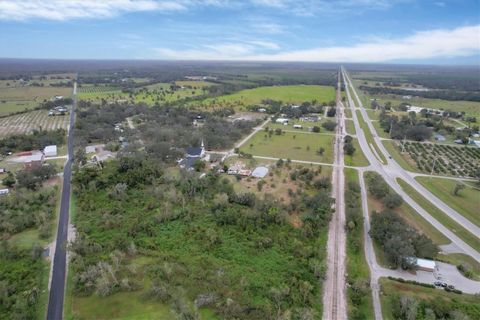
<box><xmin>448</xmin><ymin>285</ymin><xmax>455</xmax><ymax>290</ymax></box>
<box><xmin>441</xmin><ymin>282</ymin><xmax>448</xmax><ymax>288</ymax></box>
<box><xmin>434</xmin><ymin>281</ymin><xmax>443</xmax><ymax>287</ymax></box>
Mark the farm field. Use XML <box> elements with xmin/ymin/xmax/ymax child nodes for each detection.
<box><xmin>78</xmin><ymin>81</ymin><xmax>212</xmax><ymax>104</ymax></box>
<box><xmin>401</xmin><ymin>141</ymin><xmax>479</xmax><ymax>178</ymax></box>
<box><xmin>0</xmin><ymin>82</ymin><xmax>72</xmax><ymax>116</ymax></box>
<box><xmin>0</xmin><ymin>110</ymin><xmax>69</xmax><ymax>137</ymax></box>
<box><xmin>199</xmin><ymin>85</ymin><xmax>336</xmax><ymax>111</ymax></box>
<box><xmin>415</xmin><ymin>176</ymin><xmax>480</xmax><ymax>228</ymax></box>
<box><xmin>240</xmin><ymin>130</ymin><xmax>334</xmax><ymax>163</ymax></box>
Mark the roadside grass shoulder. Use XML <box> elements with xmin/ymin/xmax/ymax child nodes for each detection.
<box><xmin>355</xmin><ymin>110</ymin><xmax>387</xmax><ymax>164</ymax></box>
<box><xmin>372</xmin><ymin>121</ymin><xmax>390</xmax><ymax>139</ymax></box>
<box><xmin>345</xmin><ymin>119</ymin><xmax>355</xmax><ymax>135</ymax></box>
<box><xmin>415</xmin><ymin>176</ymin><xmax>480</xmax><ymax>228</ymax></box>
<box><xmin>344</xmin><ymin>168</ymin><xmax>374</xmax><ymax>319</ymax></box>
<box><xmin>382</xmin><ymin>140</ymin><xmax>420</xmax><ymax>173</ymax></box>
<box><xmin>397</xmin><ymin>178</ymin><xmax>480</xmax><ymax>251</ymax></box>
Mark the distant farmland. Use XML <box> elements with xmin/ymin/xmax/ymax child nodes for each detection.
<box><xmin>0</xmin><ymin>110</ymin><xmax>68</xmax><ymax>137</ymax></box>
<box><xmin>197</xmin><ymin>85</ymin><xmax>336</xmax><ymax>111</ymax></box>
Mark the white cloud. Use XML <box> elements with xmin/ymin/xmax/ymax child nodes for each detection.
<box><xmin>154</xmin><ymin>25</ymin><xmax>480</xmax><ymax>62</ymax></box>
<box><xmin>0</xmin><ymin>0</ymin><xmax>232</xmax><ymax>21</ymax></box>
<box><xmin>155</xmin><ymin>41</ymin><xmax>275</xmax><ymax>59</ymax></box>
<box><xmin>0</xmin><ymin>0</ymin><xmax>407</xmax><ymax>21</ymax></box>
<box><xmin>250</xmin><ymin>0</ymin><xmax>402</xmax><ymax>16</ymax></box>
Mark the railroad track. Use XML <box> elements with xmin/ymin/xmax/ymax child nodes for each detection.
<box><xmin>322</xmin><ymin>70</ymin><xmax>347</xmax><ymax>319</ymax></box>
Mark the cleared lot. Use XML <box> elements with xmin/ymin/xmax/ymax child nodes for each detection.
<box><xmin>240</xmin><ymin>131</ymin><xmax>334</xmax><ymax>163</ymax></box>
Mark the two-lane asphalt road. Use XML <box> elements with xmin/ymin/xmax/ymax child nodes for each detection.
<box><xmin>46</xmin><ymin>82</ymin><xmax>76</xmax><ymax>320</ymax></box>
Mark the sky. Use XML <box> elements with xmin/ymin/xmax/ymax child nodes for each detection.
<box><xmin>0</xmin><ymin>0</ymin><xmax>479</xmax><ymax>64</ymax></box>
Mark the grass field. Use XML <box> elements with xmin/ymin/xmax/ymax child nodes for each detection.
<box><xmin>0</xmin><ymin>110</ymin><xmax>69</xmax><ymax>137</ymax></box>
<box><xmin>268</xmin><ymin>118</ymin><xmax>330</xmax><ymax>132</ymax></box>
<box><xmin>199</xmin><ymin>85</ymin><xmax>335</xmax><ymax>111</ymax></box>
<box><xmin>225</xmin><ymin>159</ymin><xmax>332</xmax><ymax>204</ymax></box>
<box><xmin>351</xmin><ymin>77</ymin><xmax>480</xmax><ymax>118</ymax></box>
<box><xmin>397</xmin><ymin>178</ymin><xmax>480</xmax><ymax>250</ymax></box>
<box><xmin>345</xmin><ymin>119</ymin><xmax>355</xmax><ymax>135</ymax></box>
<box><xmin>415</xmin><ymin>176</ymin><xmax>480</xmax><ymax>228</ymax></box>
<box><xmin>240</xmin><ymin>131</ymin><xmax>334</xmax><ymax>163</ymax></box>
<box><xmin>365</xmin><ymin>109</ymin><xmax>381</xmax><ymax>121</ymax></box>
<box><xmin>379</xmin><ymin>278</ymin><xmax>480</xmax><ymax>320</ymax></box>
<box><xmin>344</xmin><ymin>138</ymin><xmax>370</xmax><ymax>167</ymax></box>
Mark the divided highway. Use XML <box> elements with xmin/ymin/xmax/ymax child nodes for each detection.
<box><xmin>46</xmin><ymin>82</ymin><xmax>76</xmax><ymax>320</ymax></box>
<box><xmin>341</xmin><ymin>67</ymin><xmax>480</xmax><ymax>262</ymax></box>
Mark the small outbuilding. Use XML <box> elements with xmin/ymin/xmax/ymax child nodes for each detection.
<box><xmin>0</xmin><ymin>189</ymin><xmax>9</xmax><ymax>195</ymax></box>
<box><xmin>275</xmin><ymin>118</ymin><xmax>289</xmax><ymax>124</ymax></box>
<box><xmin>293</xmin><ymin>124</ymin><xmax>303</xmax><ymax>129</ymax></box>
<box><xmin>407</xmin><ymin>257</ymin><xmax>436</xmax><ymax>272</ymax></box>
<box><xmin>434</xmin><ymin>134</ymin><xmax>446</xmax><ymax>141</ymax></box>
<box><xmin>252</xmin><ymin>166</ymin><xmax>269</xmax><ymax>178</ymax></box>
<box><xmin>44</xmin><ymin>145</ymin><xmax>58</xmax><ymax>157</ymax></box>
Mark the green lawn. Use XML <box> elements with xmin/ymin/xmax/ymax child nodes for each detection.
<box><xmin>397</xmin><ymin>178</ymin><xmax>480</xmax><ymax>251</ymax></box>
<box><xmin>240</xmin><ymin>131</ymin><xmax>334</xmax><ymax>163</ymax></box>
<box><xmin>344</xmin><ymin>138</ymin><xmax>370</xmax><ymax>167</ymax></box>
<box><xmin>200</xmin><ymin>85</ymin><xmax>335</xmax><ymax>111</ymax></box>
<box><xmin>345</xmin><ymin>119</ymin><xmax>355</xmax><ymax>135</ymax></box>
<box><xmin>415</xmin><ymin>177</ymin><xmax>480</xmax><ymax>228</ymax></box>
